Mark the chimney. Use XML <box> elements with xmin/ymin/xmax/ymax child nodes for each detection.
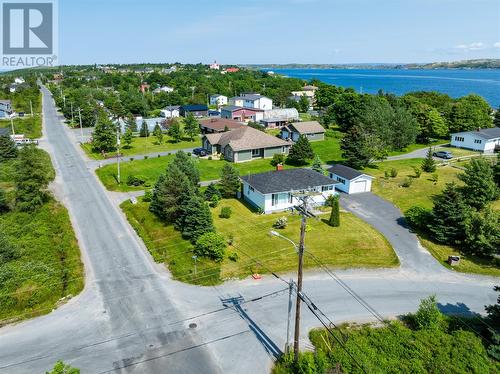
<box><xmin>276</xmin><ymin>163</ymin><xmax>284</xmax><ymax>171</ymax></box>
<box><xmin>477</xmin><ymin>127</ymin><xmax>481</xmax><ymax>132</ymax></box>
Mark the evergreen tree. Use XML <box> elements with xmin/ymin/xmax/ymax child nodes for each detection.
<box><xmin>0</xmin><ymin>135</ymin><xmax>17</xmax><ymax>161</ymax></box>
<box><xmin>91</xmin><ymin>113</ymin><xmax>116</xmax><ymax>153</ymax></box>
<box><xmin>0</xmin><ymin>232</ymin><xmax>18</xmax><ymax>265</ymax></box>
<box><xmin>139</xmin><ymin>120</ymin><xmax>149</xmax><ymax>137</ymax></box>
<box><xmin>464</xmin><ymin>209</ymin><xmax>499</xmax><ymax>257</ymax></box>
<box><xmin>495</xmin><ymin>153</ymin><xmax>500</xmax><ymax>188</ymax></box>
<box><xmin>494</xmin><ymin>107</ymin><xmax>500</xmax><ymax>127</ymax></box>
<box><xmin>177</xmin><ymin>195</ymin><xmax>214</xmax><ymax>243</ymax></box>
<box><xmin>0</xmin><ymin>187</ymin><xmax>9</xmax><ymax>212</ymax></box>
<box><xmin>15</xmin><ymin>146</ymin><xmax>54</xmax><ymax>212</ymax></box>
<box><xmin>287</xmin><ymin>135</ymin><xmax>314</xmax><ymax>165</ymax></box>
<box><xmin>126</xmin><ymin>115</ymin><xmax>138</xmax><ymax>132</ymax></box>
<box><xmin>168</xmin><ymin>119</ymin><xmax>183</xmax><ymax>142</ymax></box>
<box><xmin>458</xmin><ymin>157</ymin><xmax>498</xmax><ymax>210</ymax></box>
<box><xmin>122</xmin><ymin>127</ymin><xmax>133</xmax><ymax>149</ymax></box>
<box><xmin>204</xmin><ymin>183</ymin><xmax>221</xmax><ymax>201</ymax></box>
<box><xmin>328</xmin><ymin>195</ymin><xmax>340</xmax><ymax>227</ymax></box>
<box><xmin>421</xmin><ymin>147</ymin><xmax>436</xmax><ymax>172</ymax></box>
<box><xmin>219</xmin><ymin>163</ymin><xmax>240</xmax><ymax>198</ymax></box>
<box><xmin>149</xmin><ymin>164</ymin><xmax>195</xmax><ymax>223</ymax></box>
<box><xmin>429</xmin><ymin>183</ymin><xmax>468</xmax><ymax>245</ymax></box>
<box><xmin>311</xmin><ymin>154</ymin><xmax>324</xmax><ymax>174</ymax></box>
<box><xmin>184</xmin><ymin>113</ymin><xmax>199</xmax><ymax>141</ymax></box>
<box><xmin>171</xmin><ymin>150</ymin><xmax>200</xmax><ymax>185</ymax></box>
<box><xmin>340</xmin><ymin>125</ymin><xmax>374</xmax><ymax>169</ymax></box>
<box><xmin>153</xmin><ymin>124</ymin><xmax>163</xmax><ymax>144</ymax></box>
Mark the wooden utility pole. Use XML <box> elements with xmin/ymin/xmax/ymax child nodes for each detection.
<box><xmin>293</xmin><ymin>196</ymin><xmax>308</xmax><ymax>363</ymax></box>
<box><xmin>78</xmin><ymin>108</ymin><xmax>83</xmax><ymax>143</ymax></box>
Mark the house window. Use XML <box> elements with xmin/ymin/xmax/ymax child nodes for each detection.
<box><xmin>336</xmin><ymin>177</ymin><xmax>346</xmax><ymax>184</ymax></box>
<box><xmin>248</xmin><ymin>185</ymin><xmax>254</xmax><ymax>193</ymax></box>
<box><xmin>474</xmin><ymin>139</ymin><xmax>482</xmax><ymax>144</ymax></box>
<box><xmin>322</xmin><ymin>185</ymin><xmax>333</xmax><ymax>191</ymax></box>
<box><xmin>288</xmin><ymin>193</ymin><xmax>293</xmax><ymax>203</ymax></box>
<box><xmin>271</xmin><ymin>193</ymin><xmax>279</xmax><ymax>206</ymax></box>
<box><xmin>252</xmin><ymin>148</ymin><xmax>263</xmax><ymax>157</ymax></box>
<box><xmin>454</xmin><ymin>136</ymin><xmax>464</xmax><ymax>142</ymax></box>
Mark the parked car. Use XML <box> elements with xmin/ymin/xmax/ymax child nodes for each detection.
<box><xmin>433</xmin><ymin>150</ymin><xmax>453</xmax><ymax>159</ymax></box>
<box><xmin>193</xmin><ymin>147</ymin><xmax>207</xmax><ymax>157</ymax></box>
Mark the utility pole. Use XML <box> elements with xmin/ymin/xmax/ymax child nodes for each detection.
<box><xmin>70</xmin><ymin>102</ymin><xmax>74</xmax><ymax>123</ymax></box>
<box><xmin>10</xmin><ymin>117</ymin><xmax>15</xmax><ymax>135</ymax></box>
<box><xmin>286</xmin><ymin>279</ymin><xmax>294</xmax><ymax>354</ymax></box>
<box><xmin>293</xmin><ymin>195</ymin><xmax>308</xmax><ymax>363</ymax></box>
<box><xmin>29</xmin><ymin>100</ymin><xmax>33</xmax><ymax>117</ymax></box>
<box><xmin>78</xmin><ymin>108</ymin><xmax>83</xmax><ymax>143</ymax></box>
<box><xmin>116</xmin><ymin>128</ymin><xmax>121</xmax><ymax>184</ymax></box>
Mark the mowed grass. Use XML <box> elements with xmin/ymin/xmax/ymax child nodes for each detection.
<box><xmin>387</xmin><ymin>140</ymin><xmax>448</xmax><ymax>156</ymax></box>
<box><xmin>121</xmin><ymin>198</ymin><xmax>398</xmax><ymax>285</ymax></box>
<box><xmin>0</xmin><ymin>115</ymin><xmax>42</xmax><ymax>139</ymax></box>
<box><xmin>82</xmin><ymin>136</ymin><xmax>199</xmax><ymax>160</ymax></box>
<box><xmin>311</xmin><ymin>133</ymin><xmax>343</xmax><ymax>163</ymax></box>
<box><xmin>97</xmin><ymin>156</ymin><xmax>298</xmax><ymax>192</ymax></box>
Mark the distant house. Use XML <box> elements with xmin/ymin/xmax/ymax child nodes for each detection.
<box><xmin>209</xmin><ymin>94</ymin><xmax>228</xmax><ymax>107</ymax></box>
<box><xmin>224</xmin><ymin>67</ymin><xmax>240</xmax><ymax>73</ymax></box>
<box><xmin>290</xmin><ymin>85</ymin><xmax>318</xmax><ymax>110</ymax></box>
<box><xmin>450</xmin><ymin>127</ymin><xmax>500</xmax><ymax>153</ymax></box>
<box><xmin>139</xmin><ymin>83</ymin><xmax>150</xmax><ymax>93</ymax></box>
<box><xmin>328</xmin><ymin>164</ymin><xmax>373</xmax><ymax>194</ymax></box>
<box><xmin>201</xmin><ymin>126</ymin><xmax>290</xmax><ymax>163</ymax></box>
<box><xmin>199</xmin><ymin>118</ymin><xmax>245</xmax><ymax>134</ymax></box>
<box><xmin>180</xmin><ymin>104</ymin><xmax>209</xmax><ymax>117</ymax></box>
<box><xmin>210</xmin><ymin>61</ymin><xmax>220</xmax><ymax>70</ymax></box>
<box><xmin>221</xmin><ymin>105</ymin><xmax>264</xmax><ymax>122</ymax></box>
<box><xmin>153</xmin><ymin>86</ymin><xmax>174</xmax><ymax>94</ymax></box>
<box><xmin>0</xmin><ymin>100</ymin><xmax>12</xmax><ymax>118</ymax></box>
<box><xmin>229</xmin><ymin>93</ymin><xmax>273</xmax><ymax>110</ymax></box>
<box><xmin>0</xmin><ymin>128</ymin><xmax>10</xmax><ymax>137</ymax></box>
<box><xmin>14</xmin><ymin>77</ymin><xmax>25</xmax><ymax>84</ymax></box>
<box><xmin>241</xmin><ymin>168</ymin><xmax>338</xmax><ymax>213</ymax></box>
<box><xmin>160</xmin><ymin>105</ymin><xmax>180</xmax><ymax>118</ymax></box>
<box><xmin>261</xmin><ymin>108</ymin><xmax>299</xmax><ymax>128</ymax></box>
<box><xmin>163</xmin><ymin>66</ymin><xmax>177</xmax><ymax>74</ymax></box>
<box><xmin>281</xmin><ymin>121</ymin><xmax>325</xmax><ymax>142</ymax></box>
<box><xmin>118</xmin><ymin>117</ymin><xmax>166</xmax><ymax>133</ymax></box>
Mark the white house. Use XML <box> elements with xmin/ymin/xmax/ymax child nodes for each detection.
<box><xmin>153</xmin><ymin>86</ymin><xmax>174</xmax><ymax>94</ymax></box>
<box><xmin>14</xmin><ymin>77</ymin><xmax>25</xmax><ymax>84</ymax></box>
<box><xmin>210</xmin><ymin>94</ymin><xmax>228</xmax><ymax>107</ymax></box>
<box><xmin>241</xmin><ymin>168</ymin><xmax>337</xmax><ymax>214</ymax></box>
<box><xmin>328</xmin><ymin>164</ymin><xmax>373</xmax><ymax>194</ymax></box>
<box><xmin>450</xmin><ymin>127</ymin><xmax>500</xmax><ymax>153</ymax></box>
<box><xmin>160</xmin><ymin>105</ymin><xmax>180</xmax><ymax>118</ymax></box>
<box><xmin>209</xmin><ymin>61</ymin><xmax>220</xmax><ymax>70</ymax></box>
<box><xmin>229</xmin><ymin>93</ymin><xmax>273</xmax><ymax>110</ymax></box>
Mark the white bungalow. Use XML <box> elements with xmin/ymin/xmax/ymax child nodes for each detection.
<box><xmin>328</xmin><ymin>164</ymin><xmax>373</xmax><ymax>194</ymax></box>
<box><xmin>450</xmin><ymin>127</ymin><xmax>500</xmax><ymax>153</ymax></box>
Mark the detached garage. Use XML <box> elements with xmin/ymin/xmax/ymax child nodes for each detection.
<box><xmin>328</xmin><ymin>164</ymin><xmax>373</xmax><ymax>194</ymax></box>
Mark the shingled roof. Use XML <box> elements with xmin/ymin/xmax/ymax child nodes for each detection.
<box><xmin>204</xmin><ymin>126</ymin><xmax>289</xmax><ymax>152</ymax></box>
<box><xmin>241</xmin><ymin>168</ymin><xmax>337</xmax><ymax>194</ymax></box>
<box><xmin>199</xmin><ymin>118</ymin><xmax>244</xmax><ymax>132</ymax></box>
<box><xmin>288</xmin><ymin>121</ymin><xmax>325</xmax><ymax>134</ymax></box>
<box><xmin>452</xmin><ymin>127</ymin><xmax>500</xmax><ymax>140</ymax></box>
<box><xmin>327</xmin><ymin>164</ymin><xmax>373</xmax><ymax>180</ymax></box>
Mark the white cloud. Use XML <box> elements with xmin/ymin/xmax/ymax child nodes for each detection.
<box><xmin>494</xmin><ymin>42</ymin><xmax>500</xmax><ymax>49</ymax></box>
<box><xmin>455</xmin><ymin>42</ymin><xmax>487</xmax><ymax>51</ymax></box>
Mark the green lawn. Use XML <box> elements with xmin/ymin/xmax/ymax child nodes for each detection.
<box><xmin>96</xmin><ymin>156</ymin><xmax>299</xmax><ymax>192</ymax></box>
<box><xmin>311</xmin><ymin>133</ymin><xmax>343</xmax><ymax>163</ymax></box>
<box><xmin>387</xmin><ymin>140</ymin><xmax>448</xmax><ymax>156</ymax></box>
<box><xmin>0</xmin><ymin>157</ymin><xmax>83</xmax><ymax>324</ymax></box>
<box><xmin>121</xmin><ymin>198</ymin><xmax>398</xmax><ymax>285</ymax></box>
<box><xmin>0</xmin><ymin>115</ymin><xmax>42</xmax><ymax>139</ymax></box>
<box><xmin>82</xmin><ymin>135</ymin><xmax>199</xmax><ymax>160</ymax></box>
<box><xmin>364</xmin><ymin>158</ymin><xmax>499</xmax><ymax>277</ymax></box>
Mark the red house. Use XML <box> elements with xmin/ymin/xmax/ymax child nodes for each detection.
<box><xmin>220</xmin><ymin>105</ymin><xmax>264</xmax><ymax>122</ymax></box>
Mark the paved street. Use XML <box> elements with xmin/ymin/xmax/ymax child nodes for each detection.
<box><xmin>0</xmin><ymin>87</ymin><xmax>497</xmax><ymax>374</ymax></box>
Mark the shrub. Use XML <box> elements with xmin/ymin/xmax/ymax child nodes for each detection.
<box><xmin>142</xmin><ymin>190</ymin><xmax>153</xmax><ymax>202</ymax></box>
<box><xmin>400</xmin><ymin>177</ymin><xmax>413</xmax><ymax>188</ymax></box>
<box><xmin>219</xmin><ymin>206</ymin><xmax>232</xmax><ymax>218</ymax></box>
<box><xmin>209</xmin><ymin>195</ymin><xmax>220</xmax><ymax>208</ymax></box>
<box><xmin>328</xmin><ymin>195</ymin><xmax>340</xmax><ymax>227</ymax></box>
<box><xmin>390</xmin><ymin>168</ymin><xmax>398</xmax><ymax>178</ymax></box>
<box><xmin>325</xmin><ymin>194</ymin><xmax>336</xmax><ymax>207</ymax></box>
<box><xmin>324</xmin><ymin>129</ymin><xmax>336</xmax><ymax>138</ymax></box>
<box><xmin>430</xmin><ymin>173</ymin><xmax>439</xmax><ymax>184</ymax></box>
<box><xmin>126</xmin><ymin>175</ymin><xmax>145</xmax><ymax>186</ymax></box>
<box><xmin>208</xmin><ymin>156</ymin><xmax>212</xmax><ymax>160</ymax></box>
<box><xmin>413</xmin><ymin>295</ymin><xmax>445</xmax><ymax>331</ymax></box>
<box><xmin>384</xmin><ymin>170</ymin><xmax>390</xmax><ymax>179</ymax></box>
<box><xmin>187</xmin><ymin>152</ymin><xmax>191</xmax><ymax>156</ymax></box>
<box><xmin>273</xmin><ymin>216</ymin><xmax>288</xmax><ymax>229</ymax></box>
<box><xmin>413</xmin><ymin>166</ymin><xmax>422</xmax><ymax>178</ymax></box>
<box><xmin>270</xmin><ymin>153</ymin><xmax>286</xmax><ymax>167</ymax></box>
<box><xmin>227</xmin><ymin>233</ymin><xmax>234</xmax><ymax>246</ymax></box>
<box><xmin>144</xmin><ymin>155</ymin><xmax>148</xmax><ymax>160</ymax></box>
<box><xmin>404</xmin><ymin>206</ymin><xmax>432</xmax><ymax>231</ymax></box>
<box><xmin>228</xmin><ymin>252</ymin><xmax>239</xmax><ymax>262</ymax></box>
<box><xmin>158</xmin><ymin>154</ymin><xmax>161</xmax><ymax>158</ymax></box>
<box><xmin>194</xmin><ymin>232</ymin><xmax>226</xmax><ymax>262</ymax></box>
<box><xmin>129</xmin><ymin>157</ymin><xmax>134</xmax><ymax>161</ymax></box>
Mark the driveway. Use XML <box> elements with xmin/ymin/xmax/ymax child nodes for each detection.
<box><xmin>386</xmin><ymin>145</ymin><xmax>447</xmax><ymax>161</ymax></box>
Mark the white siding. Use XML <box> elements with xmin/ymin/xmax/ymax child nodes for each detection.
<box><xmin>242</xmin><ymin>181</ymin><xmax>265</xmax><ymax>211</ymax></box>
<box><xmin>450</xmin><ymin>132</ymin><xmax>500</xmax><ymax>152</ymax></box>
<box><xmin>330</xmin><ymin>173</ymin><xmax>372</xmax><ymax>194</ymax></box>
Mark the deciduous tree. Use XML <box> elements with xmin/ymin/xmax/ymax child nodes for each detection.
<box><xmin>458</xmin><ymin>158</ymin><xmax>498</xmax><ymax>210</ymax></box>
<box><xmin>168</xmin><ymin>118</ymin><xmax>183</xmax><ymax>142</ymax></box>
<box><xmin>184</xmin><ymin>113</ymin><xmax>199</xmax><ymax>141</ymax></box>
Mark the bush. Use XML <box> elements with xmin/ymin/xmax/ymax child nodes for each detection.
<box><xmin>430</xmin><ymin>173</ymin><xmax>439</xmax><ymax>184</ymax></box>
<box><xmin>187</xmin><ymin>152</ymin><xmax>191</xmax><ymax>156</ymax></box>
<box><xmin>270</xmin><ymin>153</ymin><xmax>286</xmax><ymax>167</ymax></box>
<box><xmin>142</xmin><ymin>190</ymin><xmax>153</xmax><ymax>202</ymax></box>
<box><xmin>390</xmin><ymin>168</ymin><xmax>398</xmax><ymax>178</ymax></box>
<box><xmin>219</xmin><ymin>206</ymin><xmax>232</xmax><ymax>218</ymax></box>
<box><xmin>413</xmin><ymin>166</ymin><xmax>422</xmax><ymax>178</ymax></box>
<box><xmin>227</xmin><ymin>233</ymin><xmax>234</xmax><ymax>246</ymax></box>
<box><xmin>413</xmin><ymin>295</ymin><xmax>445</xmax><ymax>331</ymax></box>
<box><xmin>228</xmin><ymin>252</ymin><xmax>239</xmax><ymax>262</ymax></box>
<box><xmin>404</xmin><ymin>206</ymin><xmax>432</xmax><ymax>231</ymax></box>
<box><xmin>209</xmin><ymin>195</ymin><xmax>220</xmax><ymax>208</ymax></box>
<box><xmin>325</xmin><ymin>194</ymin><xmax>336</xmax><ymax>207</ymax></box>
<box><xmin>273</xmin><ymin>216</ymin><xmax>288</xmax><ymax>229</ymax></box>
<box><xmin>328</xmin><ymin>195</ymin><xmax>340</xmax><ymax>227</ymax></box>
<box><xmin>126</xmin><ymin>175</ymin><xmax>145</xmax><ymax>186</ymax></box>
<box><xmin>194</xmin><ymin>232</ymin><xmax>226</xmax><ymax>262</ymax></box>
<box><xmin>384</xmin><ymin>170</ymin><xmax>390</xmax><ymax>179</ymax></box>
<box><xmin>144</xmin><ymin>155</ymin><xmax>148</xmax><ymax>160</ymax></box>
<box><xmin>208</xmin><ymin>156</ymin><xmax>212</xmax><ymax>160</ymax></box>
<box><xmin>400</xmin><ymin>177</ymin><xmax>413</xmax><ymax>188</ymax></box>
<box><xmin>324</xmin><ymin>129</ymin><xmax>336</xmax><ymax>138</ymax></box>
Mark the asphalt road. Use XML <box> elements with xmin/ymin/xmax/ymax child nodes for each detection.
<box><xmin>0</xmin><ymin>87</ymin><xmax>497</xmax><ymax>374</ymax></box>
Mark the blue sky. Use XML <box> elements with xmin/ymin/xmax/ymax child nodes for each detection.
<box><xmin>59</xmin><ymin>0</ymin><xmax>500</xmax><ymax>65</ymax></box>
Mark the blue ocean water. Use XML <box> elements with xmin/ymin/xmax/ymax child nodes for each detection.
<box><xmin>268</xmin><ymin>68</ymin><xmax>500</xmax><ymax>107</ymax></box>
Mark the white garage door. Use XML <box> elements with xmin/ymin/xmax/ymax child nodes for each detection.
<box><xmin>350</xmin><ymin>179</ymin><xmax>367</xmax><ymax>193</ymax></box>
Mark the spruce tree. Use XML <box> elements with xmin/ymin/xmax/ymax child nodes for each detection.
<box><xmin>0</xmin><ymin>135</ymin><xmax>17</xmax><ymax>161</ymax></box>
<box><xmin>177</xmin><ymin>195</ymin><xmax>214</xmax><ymax>243</ymax></box>
<box><xmin>492</xmin><ymin>106</ymin><xmax>500</xmax><ymax>127</ymax></box>
<box><xmin>421</xmin><ymin>147</ymin><xmax>436</xmax><ymax>173</ymax></box>
<box><xmin>429</xmin><ymin>183</ymin><xmax>468</xmax><ymax>245</ymax></box>
<box><xmin>168</xmin><ymin>119</ymin><xmax>183</xmax><ymax>142</ymax></box>
<box><xmin>328</xmin><ymin>195</ymin><xmax>340</xmax><ymax>227</ymax></box>
<box><xmin>340</xmin><ymin>125</ymin><xmax>371</xmax><ymax>169</ymax></box>
<box><xmin>287</xmin><ymin>135</ymin><xmax>314</xmax><ymax>165</ymax></box>
<box><xmin>122</xmin><ymin>127</ymin><xmax>133</xmax><ymax>149</ymax></box>
<box><xmin>219</xmin><ymin>163</ymin><xmax>240</xmax><ymax>198</ymax></box>
<box><xmin>458</xmin><ymin>157</ymin><xmax>498</xmax><ymax>210</ymax></box>
<box><xmin>126</xmin><ymin>115</ymin><xmax>137</xmax><ymax>132</ymax></box>
<box><xmin>139</xmin><ymin>121</ymin><xmax>149</xmax><ymax>137</ymax></box>
<box><xmin>172</xmin><ymin>150</ymin><xmax>200</xmax><ymax>185</ymax></box>
<box><xmin>184</xmin><ymin>113</ymin><xmax>199</xmax><ymax>141</ymax></box>
<box><xmin>311</xmin><ymin>154</ymin><xmax>324</xmax><ymax>174</ymax></box>
<box><xmin>153</xmin><ymin>124</ymin><xmax>163</xmax><ymax>144</ymax></box>
<box><xmin>204</xmin><ymin>183</ymin><xmax>221</xmax><ymax>201</ymax></box>
<box><xmin>0</xmin><ymin>187</ymin><xmax>9</xmax><ymax>212</ymax></box>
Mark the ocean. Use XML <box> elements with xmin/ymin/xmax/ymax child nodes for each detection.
<box><xmin>267</xmin><ymin>68</ymin><xmax>500</xmax><ymax>107</ymax></box>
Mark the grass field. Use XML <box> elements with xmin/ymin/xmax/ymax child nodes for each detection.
<box><xmin>96</xmin><ymin>156</ymin><xmax>299</xmax><ymax>192</ymax></box>
<box><xmin>82</xmin><ymin>136</ymin><xmax>199</xmax><ymax>160</ymax></box>
<box><xmin>121</xmin><ymin>198</ymin><xmax>398</xmax><ymax>285</ymax></box>
<box><xmin>311</xmin><ymin>133</ymin><xmax>343</xmax><ymax>163</ymax></box>
<box><xmin>0</xmin><ymin>157</ymin><xmax>83</xmax><ymax>324</ymax></box>
<box><xmin>0</xmin><ymin>116</ymin><xmax>42</xmax><ymax>139</ymax></box>
<box><xmin>387</xmin><ymin>140</ymin><xmax>448</xmax><ymax>156</ymax></box>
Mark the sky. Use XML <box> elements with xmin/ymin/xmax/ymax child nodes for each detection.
<box><xmin>56</xmin><ymin>0</ymin><xmax>500</xmax><ymax>65</ymax></box>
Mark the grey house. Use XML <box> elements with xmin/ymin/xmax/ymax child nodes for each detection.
<box><xmin>202</xmin><ymin>126</ymin><xmax>290</xmax><ymax>163</ymax></box>
<box><xmin>281</xmin><ymin>121</ymin><xmax>325</xmax><ymax>142</ymax></box>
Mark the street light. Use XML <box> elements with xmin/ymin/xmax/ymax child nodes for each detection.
<box><xmin>270</xmin><ymin>230</ymin><xmax>299</xmax><ymax>253</ymax></box>
<box><xmin>192</xmin><ymin>255</ymin><xmax>198</xmax><ymax>275</ymax></box>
